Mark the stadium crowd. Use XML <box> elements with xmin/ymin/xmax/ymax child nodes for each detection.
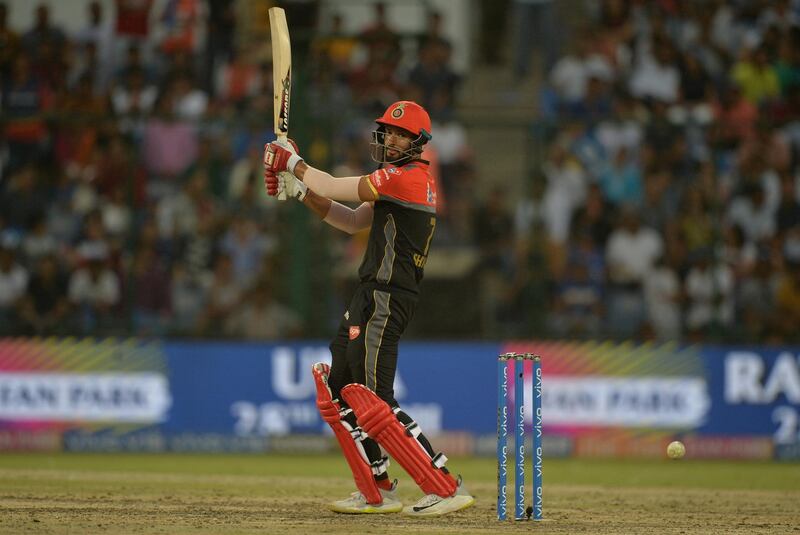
<box><xmin>478</xmin><ymin>0</ymin><xmax>800</xmax><ymax>344</ymax></box>
<box><xmin>0</xmin><ymin>0</ymin><xmax>799</xmax><ymax>343</ymax></box>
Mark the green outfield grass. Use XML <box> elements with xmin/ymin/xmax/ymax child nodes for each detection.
<box><xmin>1</xmin><ymin>453</ymin><xmax>798</xmax><ymax>534</ymax></box>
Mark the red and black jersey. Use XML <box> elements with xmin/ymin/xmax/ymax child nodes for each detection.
<box><xmin>358</xmin><ymin>161</ymin><xmax>437</xmax><ymax>295</ymax></box>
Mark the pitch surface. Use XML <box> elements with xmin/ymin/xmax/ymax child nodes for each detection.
<box><xmin>1</xmin><ymin>454</ymin><xmax>798</xmax><ymax>534</ymax></box>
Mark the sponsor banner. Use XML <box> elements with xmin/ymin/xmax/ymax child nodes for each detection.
<box><xmin>0</xmin><ymin>430</ymin><xmax>61</xmax><ymax>451</ymax></box>
<box><xmin>474</xmin><ymin>433</ymin><xmax>573</xmax><ymax>458</ymax></box>
<box><xmin>574</xmin><ymin>433</ymin><xmax>671</xmax><ymax>459</ymax></box>
<box><xmin>1</xmin><ymin>338</ymin><xmax>799</xmax><ymax>458</ymax></box>
<box><xmin>680</xmin><ymin>436</ymin><xmax>773</xmax><ymax>460</ymax></box>
<box><xmin>0</xmin><ymin>373</ymin><xmax>171</xmax><ymax>423</ymax></box>
<box><xmin>701</xmin><ymin>349</ymin><xmax>800</xmax><ymax>443</ymax></box>
<box><xmin>774</xmin><ymin>443</ymin><xmax>800</xmax><ymax>461</ymax></box>
<box><xmin>542</xmin><ymin>377</ymin><xmax>709</xmax><ymax>427</ymax></box>
<box><xmin>63</xmin><ymin>430</ymin><xmax>270</xmax><ymax>453</ymax></box>
<box><xmin>426</xmin><ymin>432</ymin><xmax>475</xmax><ymax>457</ymax></box>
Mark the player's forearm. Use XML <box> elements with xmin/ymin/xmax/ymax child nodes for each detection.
<box><xmin>302</xmin><ymin>189</ymin><xmax>332</xmax><ymax>219</ymax></box>
<box><xmin>321</xmin><ymin>201</ymin><xmax>373</xmax><ymax>234</ymax></box>
<box><xmin>295</xmin><ymin>162</ymin><xmax>363</xmax><ymax>202</ymax></box>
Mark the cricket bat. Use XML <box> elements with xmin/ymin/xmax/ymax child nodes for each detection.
<box><xmin>269</xmin><ymin>7</ymin><xmax>292</xmax><ymax>201</ymax></box>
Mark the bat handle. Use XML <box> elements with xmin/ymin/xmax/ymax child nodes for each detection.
<box><xmin>276</xmin><ymin>134</ymin><xmax>289</xmax><ymax>201</ymax></box>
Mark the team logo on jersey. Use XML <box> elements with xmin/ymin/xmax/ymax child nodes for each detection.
<box><xmin>349</xmin><ymin>326</ymin><xmax>361</xmax><ymax>340</ymax></box>
<box><xmin>387</xmin><ymin>167</ymin><xmax>400</xmax><ymax>175</ymax></box>
<box><xmin>391</xmin><ymin>103</ymin><xmax>406</xmax><ymax>118</ymax></box>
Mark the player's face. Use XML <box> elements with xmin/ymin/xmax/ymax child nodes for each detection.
<box><xmin>383</xmin><ymin>125</ymin><xmax>414</xmax><ymax>160</ymax></box>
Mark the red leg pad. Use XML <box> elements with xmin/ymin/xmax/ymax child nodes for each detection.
<box><xmin>341</xmin><ymin>383</ymin><xmax>457</xmax><ymax>497</ymax></box>
<box><xmin>313</xmin><ymin>364</ymin><xmax>382</xmax><ymax>505</ymax></box>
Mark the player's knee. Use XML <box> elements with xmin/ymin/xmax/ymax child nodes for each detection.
<box><xmin>391</xmin><ymin>406</ymin><xmax>411</xmax><ymax>424</ymax></box>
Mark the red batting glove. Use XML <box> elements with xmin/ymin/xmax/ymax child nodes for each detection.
<box><xmin>263</xmin><ymin>139</ymin><xmax>303</xmax><ymax>173</ymax></box>
<box><xmin>264</xmin><ymin>168</ymin><xmax>281</xmax><ymax>197</ymax></box>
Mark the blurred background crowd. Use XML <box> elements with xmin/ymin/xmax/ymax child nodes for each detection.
<box><xmin>0</xmin><ymin>0</ymin><xmax>799</xmax><ymax>343</ymax></box>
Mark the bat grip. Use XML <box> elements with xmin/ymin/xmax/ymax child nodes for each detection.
<box><xmin>276</xmin><ymin>134</ymin><xmax>288</xmax><ymax>201</ymax></box>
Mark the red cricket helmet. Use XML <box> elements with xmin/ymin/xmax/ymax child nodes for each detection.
<box><xmin>375</xmin><ymin>100</ymin><xmax>432</xmax><ymax>141</ymax></box>
<box><xmin>371</xmin><ymin>101</ymin><xmax>432</xmax><ymax>164</ymax></box>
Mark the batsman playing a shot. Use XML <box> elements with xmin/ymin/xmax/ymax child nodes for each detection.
<box><xmin>263</xmin><ymin>101</ymin><xmax>474</xmax><ymax>516</ymax></box>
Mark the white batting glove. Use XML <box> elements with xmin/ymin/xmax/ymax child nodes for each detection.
<box><xmin>280</xmin><ymin>171</ymin><xmax>308</xmax><ymax>201</ymax></box>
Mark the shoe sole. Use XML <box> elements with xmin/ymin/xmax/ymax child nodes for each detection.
<box><xmin>328</xmin><ymin>502</ymin><xmax>403</xmax><ymax>514</ymax></box>
<box><xmin>402</xmin><ymin>495</ymin><xmax>475</xmax><ymax>517</ymax></box>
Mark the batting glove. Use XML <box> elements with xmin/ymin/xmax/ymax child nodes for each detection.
<box><xmin>264</xmin><ymin>139</ymin><xmax>303</xmax><ymax>174</ymax></box>
<box><xmin>282</xmin><ymin>171</ymin><xmax>308</xmax><ymax>201</ymax></box>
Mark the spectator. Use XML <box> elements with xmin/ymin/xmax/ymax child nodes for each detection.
<box><xmin>214</xmin><ymin>48</ymin><xmax>260</xmax><ymax>106</ymax></box>
<box><xmin>171</xmin><ymin>73</ymin><xmax>208</xmax><ymax>120</ymax></box>
<box><xmin>474</xmin><ymin>186</ymin><xmax>514</xmax><ymax>270</ymax></box>
<box><xmin>114</xmin><ymin>43</ymin><xmax>153</xmax><ymax>85</ymax></box>
<box><xmin>170</xmin><ymin>260</ymin><xmax>209</xmax><ymax>334</ymax></box>
<box><xmin>475</xmin><ymin>187</ymin><xmax>515</xmax><ymax>333</ymax></box>
<box><xmin>311</xmin><ymin>12</ymin><xmax>358</xmax><ymax>83</ymax></box>
<box><xmin>111</xmin><ymin>67</ymin><xmax>158</xmax><ymax>119</ymax></box>
<box><xmin>73</xmin><ymin>1</ymin><xmax>114</xmax><ymax>90</ymax></box>
<box><xmin>605</xmin><ymin>207</ymin><xmax>663</xmax><ymax>337</ymax></box>
<box><xmin>22</xmin><ymin>215</ymin><xmax>56</xmax><ymax>262</ymax></box>
<box><xmin>130</xmin><ymin>245</ymin><xmax>172</xmax><ymax>336</ymax></box>
<box><xmin>142</xmin><ymin>89</ymin><xmax>199</xmax><ymax>184</ymax></box>
<box><xmin>640</xmin><ymin>167</ymin><xmax>678</xmax><ymax>234</ymax></box>
<box><xmin>549</xmin><ymin>29</ymin><xmax>613</xmax><ymax>106</ymax></box>
<box><xmin>571</xmin><ymin>183</ymin><xmax>613</xmax><ymax>251</ymax></box>
<box><xmin>407</xmin><ymin>39</ymin><xmax>459</xmax><ymax>110</ymax></box>
<box><xmin>726</xmin><ymin>181</ymin><xmax>776</xmax><ymax>245</ymax></box>
<box><xmin>643</xmin><ymin>253</ymin><xmax>681</xmax><ymax>340</ymax></box>
<box><xmin>0</xmin><ymin>2</ymin><xmax>20</xmax><ymax>79</ymax></box>
<box><xmin>731</xmin><ymin>45</ymin><xmax>780</xmax><ymax>106</ymax></box>
<box><xmin>156</xmin><ymin>171</ymin><xmax>215</xmax><ymax>242</ymax></box>
<box><xmin>22</xmin><ymin>4</ymin><xmax>66</xmax><ymax>63</ymax></box>
<box><xmin>358</xmin><ymin>2</ymin><xmax>401</xmax><ymax>69</ymax></box>
<box><xmin>736</xmin><ymin>251</ymin><xmax>777</xmax><ymax>341</ymax></box>
<box><xmin>550</xmin><ymin>258</ymin><xmax>603</xmax><ymax>338</ymax></box>
<box><xmin>512</xmin><ymin>0</ymin><xmax>558</xmax><ymax>82</ymax></box>
<box><xmin>205</xmin><ymin>0</ymin><xmax>237</xmax><ymax>88</ymax></box>
<box><xmin>679</xmin><ymin>52</ymin><xmax>712</xmax><ymax>105</ymax></box>
<box><xmin>629</xmin><ymin>36</ymin><xmax>681</xmax><ymax>103</ymax></box>
<box><xmin>195</xmin><ymin>254</ymin><xmax>242</xmax><ymax>337</ymax></box>
<box><xmin>225</xmin><ymin>280</ymin><xmax>302</xmax><ymax>339</ymax></box>
<box><xmin>68</xmin><ymin>242</ymin><xmax>120</xmax><ymax>333</ymax></box>
<box><xmin>115</xmin><ymin>0</ymin><xmax>154</xmax><ymax>42</ymax></box>
<box><xmin>776</xmin><ymin>172</ymin><xmax>800</xmax><ymax>235</ymax></box>
<box><xmin>18</xmin><ymin>254</ymin><xmax>69</xmax><ymax>335</ymax></box>
<box><xmin>158</xmin><ymin>0</ymin><xmax>202</xmax><ymax>55</ymax></box>
<box><xmin>218</xmin><ymin>216</ymin><xmax>274</xmax><ymax>286</ymax></box>
<box><xmin>678</xmin><ymin>187</ymin><xmax>714</xmax><ymax>253</ymax></box>
<box><xmin>710</xmin><ymin>84</ymin><xmax>758</xmax><ymax>150</ymax></box>
<box><xmin>684</xmin><ymin>248</ymin><xmax>735</xmax><ymax>340</ymax></box>
<box><xmin>1</xmin><ymin>55</ymin><xmax>52</xmax><ymax>172</ymax></box>
<box><xmin>598</xmin><ymin>147</ymin><xmax>643</xmax><ymax>206</ymax></box>
<box><xmin>595</xmin><ymin>93</ymin><xmax>644</xmax><ymax>159</ymax></box>
<box><xmin>0</xmin><ymin>235</ymin><xmax>28</xmax><ymax>333</ymax></box>
<box><xmin>0</xmin><ymin>164</ymin><xmax>48</xmax><ymax>231</ymax></box>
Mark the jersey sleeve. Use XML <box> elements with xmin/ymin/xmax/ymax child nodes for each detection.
<box><xmin>367</xmin><ymin>166</ymin><xmax>436</xmax><ymax>211</ymax></box>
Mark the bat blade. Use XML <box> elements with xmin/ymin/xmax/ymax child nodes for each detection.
<box><xmin>269</xmin><ymin>7</ymin><xmax>291</xmax><ymax>201</ymax></box>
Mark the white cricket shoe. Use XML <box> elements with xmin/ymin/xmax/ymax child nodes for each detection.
<box><xmin>403</xmin><ymin>475</ymin><xmax>475</xmax><ymax>516</ymax></box>
<box><xmin>328</xmin><ymin>480</ymin><xmax>403</xmax><ymax>514</ymax></box>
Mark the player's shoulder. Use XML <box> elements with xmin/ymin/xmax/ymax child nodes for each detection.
<box><xmin>368</xmin><ymin>162</ymin><xmax>436</xmax><ymax>212</ymax></box>
<box><xmin>370</xmin><ymin>162</ymin><xmax>429</xmax><ymax>185</ymax></box>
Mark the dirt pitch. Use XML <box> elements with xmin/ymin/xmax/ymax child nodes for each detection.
<box><xmin>0</xmin><ymin>454</ymin><xmax>798</xmax><ymax>534</ymax></box>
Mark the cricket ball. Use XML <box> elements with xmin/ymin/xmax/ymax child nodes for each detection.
<box><xmin>667</xmin><ymin>440</ymin><xmax>685</xmax><ymax>460</ymax></box>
